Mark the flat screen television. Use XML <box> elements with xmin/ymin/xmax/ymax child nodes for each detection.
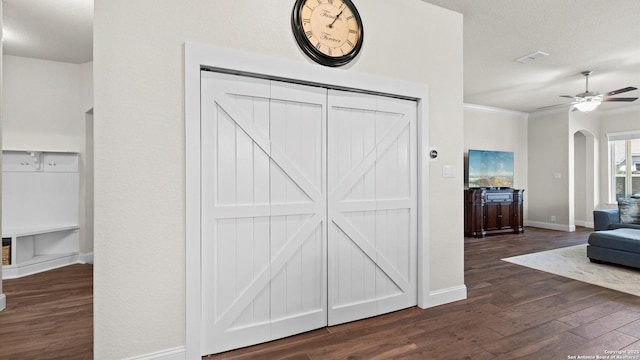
<box><xmin>467</xmin><ymin>149</ymin><xmax>514</xmax><ymax>188</ymax></box>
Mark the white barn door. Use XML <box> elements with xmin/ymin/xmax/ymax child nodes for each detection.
<box><xmin>200</xmin><ymin>73</ymin><xmax>417</xmax><ymax>355</ymax></box>
<box><xmin>327</xmin><ymin>90</ymin><xmax>417</xmax><ymax>325</ymax></box>
<box><xmin>201</xmin><ymin>73</ymin><xmax>327</xmax><ymax>355</ymax></box>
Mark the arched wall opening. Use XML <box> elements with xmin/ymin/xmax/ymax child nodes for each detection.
<box><xmin>572</xmin><ymin>129</ymin><xmax>597</xmax><ymax>228</ymax></box>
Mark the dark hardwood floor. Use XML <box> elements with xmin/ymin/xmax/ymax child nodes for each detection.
<box><xmin>205</xmin><ymin>227</ymin><xmax>640</xmax><ymax>359</ymax></box>
<box><xmin>0</xmin><ymin>264</ymin><xmax>93</xmax><ymax>360</ymax></box>
<box><xmin>1</xmin><ymin>228</ymin><xmax>639</xmax><ymax>359</ymax></box>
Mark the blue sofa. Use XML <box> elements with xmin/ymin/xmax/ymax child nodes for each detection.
<box><xmin>593</xmin><ymin>208</ymin><xmax>640</xmax><ymax>231</ymax></box>
<box><xmin>588</xmin><ymin>200</ymin><xmax>640</xmax><ymax>268</ymax></box>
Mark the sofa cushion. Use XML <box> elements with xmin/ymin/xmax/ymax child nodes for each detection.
<box><xmin>610</xmin><ymin>223</ymin><xmax>640</xmax><ymax>230</ymax></box>
<box><xmin>588</xmin><ymin>228</ymin><xmax>640</xmax><ymax>254</ymax></box>
<box><xmin>618</xmin><ymin>197</ymin><xmax>640</xmax><ymax>224</ymax></box>
<box><xmin>593</xmin><ymin>208</ymin><xmax>620</xmax><ymax>231</ymax></box>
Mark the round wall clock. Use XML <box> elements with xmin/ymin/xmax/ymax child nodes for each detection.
<box><xmin>291</xmin><ymin>0</ymin><xmax>364</xmax><ymax>67</ymax></box>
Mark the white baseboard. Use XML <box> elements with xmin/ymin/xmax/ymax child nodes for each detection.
<box><xmin>525</xmin><ymin>221</ymin><xmax>575</xmax><ymax>232</ymax></box>
<box><xmin>124</xmin><ymin>346</ymin><xmax>186</xmax><ymax>360</ymax></box>
<box><xmin>3</xmin><ymin>253</ymin><xmax>94</xmax><ymax>280</ymax></box>
<box><xmin>2</xmin><ymin>253</ymin><xmax>80</xmax><ymax>279</ymax></box>
<box><xmin>0</xmin><ymin>293</ymin><xmax>6</xmax><ymax>311</ymax></box>
<box><xmin>574</xmin><ymin>220</ymin><xmax>594</xmax><ymax>228</ymax></box>
<box><xmin>419</xmin><ymin>285</ymin><xmax>467</xmax><ymax>309</ymax></box>
<box><xmin>80</xmin><ymin>252</ymin><xmax>94</xmax><ymax>264</ymax></box>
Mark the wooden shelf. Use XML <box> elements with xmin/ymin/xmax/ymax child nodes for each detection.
<box><xmin>3</xmin><ymin>225</ymin><xmax>80</xmax><ymax>238</ymax></box>
<box><xmin>2</xmin><ymin>151</ymin><xmax>80</xmax><ymax>279</ymax></box>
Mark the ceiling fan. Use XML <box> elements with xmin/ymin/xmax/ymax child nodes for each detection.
<box><xmin>539</xmin><ymin>71</ymin><xmax>638</xmax><ymax>112</ymax></box>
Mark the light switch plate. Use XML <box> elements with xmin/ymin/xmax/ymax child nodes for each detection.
<box><xmin>443</xmin><ymin>165</ymin><xmax>456</xmax><ymax>178</ymax></box>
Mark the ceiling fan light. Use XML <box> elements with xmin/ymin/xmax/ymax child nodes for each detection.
<box><xmin>573</xmin><ymin>98</ymin><xmax>601</xmax><ymax>112</ymax></box>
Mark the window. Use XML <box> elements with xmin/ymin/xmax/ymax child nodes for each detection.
<box><xmin>610</xmin><ymin>135</ymin><xmax>640</xmax><ymax>201</ymax></box>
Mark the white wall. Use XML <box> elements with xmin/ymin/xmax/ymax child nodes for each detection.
<box><xmin>528</xmin><ymin>107</ymin><xmax>610</xmax><ymax>230</ymax></box>
<box><xmin>569</xmin><ymin>111</ymin><xmax>600</xmax><ymax>227</ymax></box>
<box><xmin>3</xmin><ymin>56</ymin><xmax>84</xmax><ymax>150</ymax></box>
<box><xmin>1</xmin><ymin>55</ymin><xmax>93</xmax><ymax>254</ymax></box>
<box><xmin>527</xmin><ymin>107</ymin><xmax>640</xmax><ymax>230</ymax></box>
<box><xmin>528</xmin><ymin>111</ymin><xmax>572</xmax><ymax>229</ymax></box>
<box><xmin>80</xmin><ymin>61</ymin><xmax>94</xmax><ymax>255</ymax></box>
<box><xmin>80</xmin><ymin>62</ymin><xmax>93</xmax><ymax>113</ymax></box>
<box><xmin>463</xmin><ymin>105</ymin><xmax>529</xmax><ymax>219</ymax></box>
<box><xmin>573</xmin><ymin>132</ymin><xmax>587</xmax><ymax>223</ymax></box>
<box><xmin>93</xmin><ymin>0</ymin><xmax>463</xmax><ymax>358</ymax></box>
<box><xmin>0</xmin><ymin>1</ymin><xmax>4</xmax><ymax>311</ymax></box>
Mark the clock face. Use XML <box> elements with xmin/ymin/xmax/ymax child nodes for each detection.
<box><xmin>292</xmin><ymin>0</ymin><xmax>363</xmax><ymax>67</ymax></box>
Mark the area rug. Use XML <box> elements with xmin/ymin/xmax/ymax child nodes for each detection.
<box><xmin>502</xmin><ymin>245</ymin><xmax>640</xmax><ymax>297</ymax></box>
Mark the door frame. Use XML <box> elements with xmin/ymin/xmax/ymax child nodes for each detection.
<box><xmin>185</xmin><ymin>43</ymin><xmax>430</xmax><ymax>359</ymax></box>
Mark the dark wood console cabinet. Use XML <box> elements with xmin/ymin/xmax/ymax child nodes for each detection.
<box><xmin>464</xmin><ymin>188</ymin><xmax>524</xmax><ymax>238</ymax></box>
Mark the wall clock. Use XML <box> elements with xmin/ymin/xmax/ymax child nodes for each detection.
<box><xmin>291</xmin><ymin>0</ymin><xmax>364</xmax><ymax>67</ymax></box>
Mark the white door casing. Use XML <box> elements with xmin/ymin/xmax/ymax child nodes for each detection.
<box><xmin>200</xmin><ymin>72</ymin><xmax>418</xmax><ymax>355</ymax></box>
<box><xmin>186</xmin><ymin>44</ymin><xmax>444</xmax><ymax>360</ymax></box>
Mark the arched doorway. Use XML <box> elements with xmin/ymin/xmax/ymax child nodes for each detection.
<box><xmin>573</xmin><ymin>130</ymin><xmax>597</xmax><ymax>227</ymax></box>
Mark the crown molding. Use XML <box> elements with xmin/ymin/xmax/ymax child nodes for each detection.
<box><xmin>528</xmin><ymin>106</ymin><xmax>571</xmax><ymax>118</ymax></box>
<box><xmin>526</xmin><ymin>104</ymin><xmax>639</xmax><ymax>118</ymax></box>
<box><xmin>464</xmin><ymin>103</ymin><xmax>528</xmax><ymax>116</ymax></box>
<box><xmin>466</xmin><ymin>103</ymin><xmax>639</xmax><ymax>117</ymax></box>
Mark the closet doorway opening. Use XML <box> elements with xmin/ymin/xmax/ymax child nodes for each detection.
<box><xmin>185</xmin><ymin>44</ymin><xmax>432</xmax><ymax>358</ymax></box>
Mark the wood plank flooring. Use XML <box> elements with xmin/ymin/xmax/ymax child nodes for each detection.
<box><xmin>205</xmin><ymin>227</ymin><xmax>640</xmax><ymax>359</ymax></box>
<box><xmin>1</xmin><ymin>228</ymin><xmax>639</xmax><ymax>359</ymax></box>
<box><xmin>0</xmin><ymin>264</ymin><xmax>93</xmax><ymax>360</ymax></box>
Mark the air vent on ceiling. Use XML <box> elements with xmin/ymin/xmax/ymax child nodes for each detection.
<box><xmin>515</xmin><ymin>51</ymin><xmax>549</xmax><ymax>64</ymax></box>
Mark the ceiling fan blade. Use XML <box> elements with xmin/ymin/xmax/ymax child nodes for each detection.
<box><xmin>604</xmin><ymin>87</ymin><xmax>637</xmax><ymax>96</ymax></box>
<box><xmin>602</xmin><ymin>97</ymin><xmax>638</xmax><ymax>102</ymax></box>
<box><xmin>559</xmin><ymin>95</ymin><xmax>576</xmax><ymax>99</ymax></box>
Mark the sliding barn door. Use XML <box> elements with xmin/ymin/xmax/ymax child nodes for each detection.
<box><xmin>327</xmin><ymin>90</ymin><xmax>417</xmax><ymax>325</ymax></box>
<box><xmin>199</xmin><ymin>72</ymin><xmax>418</xmax><ymax>354</ymax></box>
<box><xmin>200</xmin><ymin>73</ymin><xmax>327</xmax><ymax>355</ymax></box>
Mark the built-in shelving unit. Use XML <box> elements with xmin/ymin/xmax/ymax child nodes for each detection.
<box><xmin>2</xmin><ymin>150</ymin><xmax>80</xmax><ymax>279</ymax></box>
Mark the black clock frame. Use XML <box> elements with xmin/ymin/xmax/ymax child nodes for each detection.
<box><xmin>291</xmin><ymin>0</ymin><xmax>364</xmax><ymax>67</ymax></box>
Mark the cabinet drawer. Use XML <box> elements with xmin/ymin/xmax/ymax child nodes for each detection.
<box><xmin>43</xmin><ymin>153</ymin><xmax>79</xmax><ymax>172</ymax></box>
<box><xmin>486</xmin><ymin>193</ymin><xmax>512</xmax><ymax>202</ymax></box>
<box><xmin>2</xmin><ymin>151</ymin><xmax>43</xmax><ymax>172</ymax></box>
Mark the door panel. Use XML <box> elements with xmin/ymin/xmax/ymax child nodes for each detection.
<box><xmin>200</xmin><ymin>72</ymin><xmax>418</xmax><ymax>354</ymax></box>
<box><xmin>327</xmin><ymin>90</ymin><xmax>417</xmax><ymax>326</ymax></box>
<box><xmin>500</xmin><ymin>204</ymin><xmax>512</xmax><ymax>229</ymax></box>
<box><xmin>201</xmin><ymin>73</ymin><xmax>327</xmax><ymax>355</ymax></box>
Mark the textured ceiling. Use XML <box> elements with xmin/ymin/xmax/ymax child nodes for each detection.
<box><xmin>2</xmin><ymin>0</ymin><xmax>639</xmax><ymax>113</ymax></box>
<box><xmin>2</xmin><ymin>0</ymin><xmax>93</xmax><ymax>64</ymax></box>
<box><xmin>423</xmin><ymin>0</ymin><xmax>640</xmax><ymax>113</ymax></box>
